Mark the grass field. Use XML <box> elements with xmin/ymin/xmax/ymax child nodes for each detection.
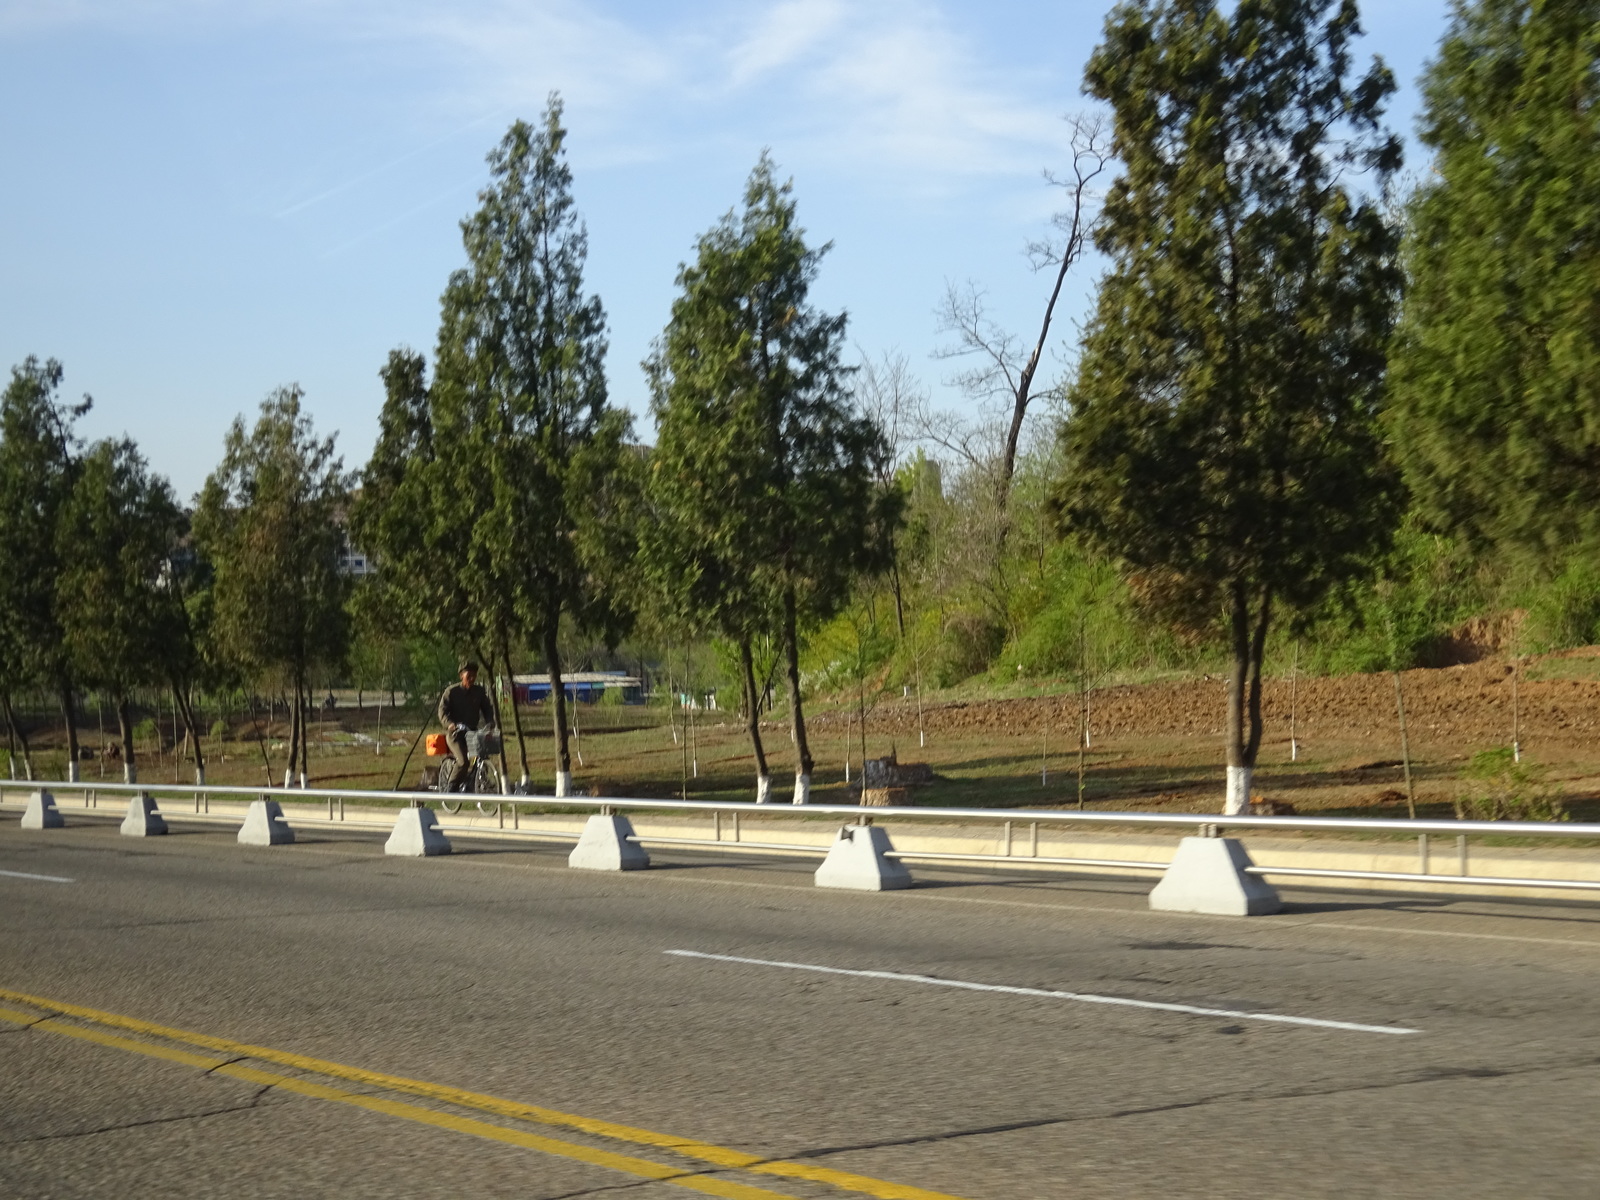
<box><xmin>32</xmin><ymin>646</ymin><xmax>1600</xmax><ymax>842</ymax></box>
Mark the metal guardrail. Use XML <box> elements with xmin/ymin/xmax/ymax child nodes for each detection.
<box><xmin>7</xmin><ymin>777</ymin><xmax>1600</xmax><ymax>898</ymax></box>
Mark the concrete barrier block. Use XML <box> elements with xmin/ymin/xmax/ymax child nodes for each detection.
<box><xmin>238</xmin><ymin>798</ymin><xmax>295</xmax><ymax>846</ymax></box>
<box><xmin>568</xmin><ymin>813</ymin><xmax>650</xmax><ymax>871</ymax></box>
<box><xmin>20</xmin><ymin>790</ymin><xmax>64</xmax><ymax>829</ymax></box>
<box><xmin>384</xmin><ymin>805</ymin><xmax>451</xmax><ymax>856</ymax></box>
<box><xmin>120</xmin><ymin>793</ymin><xmax>168</xmax><ymax>837</ymax></box>
<box><xmin>815</xmin><ymin>824</ymin><xmax>913</xmax><ymax>891</ymax></box>
<box><xmin>1149</xmin><ymin>836</ymin><xmax>1281</xmax><ymax>916</ymax></box>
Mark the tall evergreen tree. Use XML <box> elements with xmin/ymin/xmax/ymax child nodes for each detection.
<box><xmin>194</xmin><ymin>387</ymin><xmax>351</xmax><ymax>787</ymax></box>
<box><xmin>0</xmin><ymin>358</ymin><xmax>89</xmax><ymax>781</ymax></box>
<box><xmin>1056</xmin><ymin>0</ymin><xmax>1403</xmax><ymax>814</ymax></box>
<box><xmin>647</xmin><ymin>156</ymin><xmax>897</xmax><ymax>804</ymax></box>
<box><xmin>426</xmin><ymin>98</ymin><xmax>635</xmax><ymax>798</ymax></box>
<box><xmin>346</xmin><ymin>348</ymin><xmax>501</xmax><ymax>774</ymax></box>
<box><xmin>1388</xmin><ymin>0</ymin><xmax>1600</xmax><ymax>562</ymax></box>
<box><xmin>56</xmin><ymin>439</ymin><xmax>185</xmax><ymax>784</ymax></box>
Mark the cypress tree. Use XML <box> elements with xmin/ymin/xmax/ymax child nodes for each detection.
<box><xmin>646</xmin><ymin>157</ymin><xmax>898</xmax><ymax>804</ymax></box>
<box><xmin>427</xmin><ymin>98</ymin><xmax>634</xmax><ymax>797</ymax></box>
<box><xmin>0</xmin><ymin>358</ymin><xmax>89</xmax><ymax>782</ymax></box>
<box><xmin>56</xmin><ymin>440</ymin><xmax>184</xmax><ymax>784</ymax></box>
<box><xmin>1056</xmin><ymin>0</ymin><xmax>1403</xmax><ymax>814</ymax></box>
<box><xmin>1388</xmin><ymin>0</ymin><xmax>1600</xmax><ymax>562</ymax></box>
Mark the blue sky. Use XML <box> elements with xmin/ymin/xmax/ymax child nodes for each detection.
<box><xmin>0</xmin><ymin>0</ymin><xmax>1450</xmax><ymax>500</ymax></box>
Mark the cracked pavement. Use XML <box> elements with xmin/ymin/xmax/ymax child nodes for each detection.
<box><xmin>4</xmin><ymin>814</ymin><xmax>1600</xmax><ymax>1197</ymax></box>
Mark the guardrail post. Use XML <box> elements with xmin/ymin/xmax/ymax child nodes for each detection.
<box><xmin>815</xmin><ymin>825</ymin><xmax>913</xmax><ymax>891</ymax></box>
<box><xmin>120</xmin><ymin>793</ymin><xmax>168</xmax><ymax>837</ymax></box>
<box><xmin>20</xmin><ymin>789</ymin><xmax>64</xmax><ymax>829</ymax></box>
<box><xmin>238</xmin><ymin>798</ymin><xmax>295</xmax><ymax>846</ymax></box>
<box><xmin>1149</xmin><ymin>836</ymin><xmax>1280</xmax><ymax>916</ymax></box>
<box><xmin>569</xmin><ymin>813</ymin><xmax>650</xmax><ymax>871</ymax></box>
<box><xmin>385</xmin><ymin>806</ymin><xmax>451</xmax><ymax>856</ymax></box>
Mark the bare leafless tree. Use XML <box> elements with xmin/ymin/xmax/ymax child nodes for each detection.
<box><xmin>933</xmin><ymin>112</ymin><xmax>1111</xmax><ymax>510</ymax></box>
<box><xmin>856</xmin><ymin>352</ymin><xmax>927</xmax><ymax>636</ymax></box>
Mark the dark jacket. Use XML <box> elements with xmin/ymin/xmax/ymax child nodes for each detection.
<box><xmin>438</xmin><ymin>682</ymin><xmax>495</xmax><ymax>732</ymax></box>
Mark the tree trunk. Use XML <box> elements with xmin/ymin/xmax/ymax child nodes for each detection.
<box><xmin>175</xmin><ymin>686</ymin><xmax>206</xmax><ymax>785</ymax></box>
<box><xmin>247</xmin><ymin>694</ymin><xmax>273</xmax><ymax>784</ymax></box>
<box><xmin>116</xmin><ymin>692</ymin><xmax>136</xmax><ymax>784</ymax></box>
<box><xmin>781</xmin><ymin>586</ymin><xmax>813</xmax><ymax>803</ymax></box>
<box><xmin>282</xmin><ymin>690</ymin><xmax>299</xmax><ymax>788</ymax></box>
<box><xmin>4</xmin><ymin>693</ymin><xmax>33</xmax><ymax>781</ymax></box>
<box><xmin>503</xmin><ymin>643</ymin><xmax>530</xmax><ymax>787</ymax></box>
<box><xmin>890</xmin><ymin>555</ymin><xmax>906</xmax><ymax>640</ymax></box>
<box><xmin>544</xmin><ymin>611</ymin><xmax>572</xmax><ymax>797</ymax></box>
<box><xmin>739</xmin><ymin>637</ymin><xmax>772</xmax><ymax>803</ymax></box>
<box><xmin>58</xmin><ymin>679</ymin><xmax>81</xmax><ymax>783</ymax></box>
<box><xmin>298</xmin><ymin>680</ymin><xmax>310</xmax><ymax>786</ymax></box>
<box><xmin>1222</xmin><ymin>581</ymin><xmax>1272</xmax><ymax>815</ymax></box>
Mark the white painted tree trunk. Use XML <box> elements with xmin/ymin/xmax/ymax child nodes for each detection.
<box><xmin>67</xmin><ymin>761</ymin><xmax>79</xmax><ymax>783</ymax></box>
<box><xmin>792</xmin><ymin>773</ymin><xmax>811</xmax><ymax>805</ymax></box>
<box><xmin>554</xmin><ymin>770</ymin><xmax>572</xmax><ymax>798</ymax></box>
<box><xmin>194</xmin><ymin>766</ymin><xmax>206</xmax><ymax>786</ymax></box>
<box><xmin>1224</xmin><ymin>765</ymin><xmax>1252</xmax><ymax>815</ymax></box>
<box><xmin>124</xmin><ymin>762</ymin><xmax>137</xmax><ymax>785</ymax></box>
<box><xmin>755</xmin><ymin>774</ymin><xmax>772</xmax><ymax>804</ymax></box>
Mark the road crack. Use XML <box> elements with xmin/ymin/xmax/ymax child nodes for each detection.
<box><xmin>768</xmin><ymin>1055</ymin><xmax>1600</xmax><ymax>1159</ymax></box>
<box><xmin>0</xmin><ymin>1095</ymin><xmax>276</xmax><ymax>1147</ymax></box>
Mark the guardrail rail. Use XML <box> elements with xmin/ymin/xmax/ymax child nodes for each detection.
<box><xmin>7</xmin><ymin>778</ymin><xmax>1600</xmax><ymax>902</ymax></box>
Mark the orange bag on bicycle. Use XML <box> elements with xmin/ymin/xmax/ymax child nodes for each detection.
<box><xmin>425</xmin><ymin>733</ymin><xmax>449</xmax><ymax>757</ymax></box>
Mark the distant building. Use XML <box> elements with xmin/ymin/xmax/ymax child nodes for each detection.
<box><xmin>512</xmin><ymin>671</ymin><xmax>643</xmax><ymax>705</ymax></box>
<box><xmin>337</xmin><ymin>546</ymin><xmax>376</xmax><ymax>577</ymax></box>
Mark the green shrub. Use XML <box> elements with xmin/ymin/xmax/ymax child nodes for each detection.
<box><xmin>209</xmin><ymin>718</ymin><xmax>229</xmax><ymax>741</ymax></box>
<box><xmin>1523</xmin><ymin>558</ymin><xmax>1600</xmax><ymax>652</ymax></box>
<box><xmin>1455</xmin><ymin>747</ymin><xmax>1566</xmax><ymax>822</ymax></box>
<box><xmin>932</xmin><ymin>613</ymin><xmax>1005</xmax><ymax>688</ymax></box>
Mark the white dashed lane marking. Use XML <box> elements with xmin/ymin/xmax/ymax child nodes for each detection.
<box><xmin>665</xmin><ymin>949</ymin><xmax>1422</xmax><ymax>1036</ymax></box>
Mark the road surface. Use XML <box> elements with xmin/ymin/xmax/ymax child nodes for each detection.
<box><xmin>3</xmin><ymin>813</ymin><xmax>1598</xmax><ymax>1198</ymax></box>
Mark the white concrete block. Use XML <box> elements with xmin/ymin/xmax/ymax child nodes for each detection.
<box><xmin>237</xmin><ymin>798</ymin><xmax>295</xmax><ymax>846</ymax></box>
<box><xmin>20</xmin><ymin>790</ymin><xmax>63</xmax><ymax>829</ymax></box>
<box><xmin>815</xmin><ymin>824</ymin><xmax>913</xmax><ymax>891</ymax></box>
<box><xmin>1149</xmin><ymin>836</ymin><xmax>1281</xmax><ymax>916</ymax></box>
<box><xmin>568</xmin><ymin>813</ymin><xmax>650</xmax><ymax>871</ymax></box>
<box><xmin>120</xmin><ymin>793</ymin><xmax>168</xmax><ymax>837</ymax></box>
<box><xmin>384</xmin><ymin>805</ymin><xmax>451</xmax><ymax>856</ymax></box>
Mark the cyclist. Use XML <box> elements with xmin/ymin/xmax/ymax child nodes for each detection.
<box><xmin>437</xmin><ymin>660</ymin><xmax>497</xmax><ymax>792</ymax></box>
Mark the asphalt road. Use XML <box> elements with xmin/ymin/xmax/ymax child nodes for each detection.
<box><xmin>3</xmin><ymin>812</ymin><xmax>1599</xmax><ymax>1199</ymax></box>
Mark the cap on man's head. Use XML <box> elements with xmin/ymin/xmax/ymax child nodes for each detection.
<box><xmin>459</xmin><ymin>660</ymin><xmax>479</xmax><ymax>675</ymax></box>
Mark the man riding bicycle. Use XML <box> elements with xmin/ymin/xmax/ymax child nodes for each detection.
<box><xmin>437</xmin><ymin>660</ymin><xmax>497</xmax><ymax>792</ymax></box>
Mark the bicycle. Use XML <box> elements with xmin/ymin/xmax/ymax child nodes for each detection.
<box><xmin>433</xmin><ymin>728</ymin><xmax>504</xmax><ymax>815</ymax></box>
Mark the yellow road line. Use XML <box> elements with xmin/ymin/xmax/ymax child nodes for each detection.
<box><xmin>0</xmin><ymin>987</ymin><xmax>967</xmax><ymax>1200</ymax></box>
<box><xmin>0</xmin><ymin>1005</ymin><xmax>785</xmax><ymax>1199</ymax></box>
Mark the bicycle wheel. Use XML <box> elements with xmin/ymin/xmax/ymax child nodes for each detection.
<box><xmin>474</xmin><ymin>758</ymin><xmax>503</xmax><ymax>815</ymax></box>
<box><xmin>435</xmin><ymin>759</ymin><xmax>461</xmax><ymax>813</ymax></box>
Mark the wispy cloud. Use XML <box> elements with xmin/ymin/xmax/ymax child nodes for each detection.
<box><xmin>5</xmin><ymin>0</ymin><xmax>1081</xmax><ymax>188</ymax></box>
